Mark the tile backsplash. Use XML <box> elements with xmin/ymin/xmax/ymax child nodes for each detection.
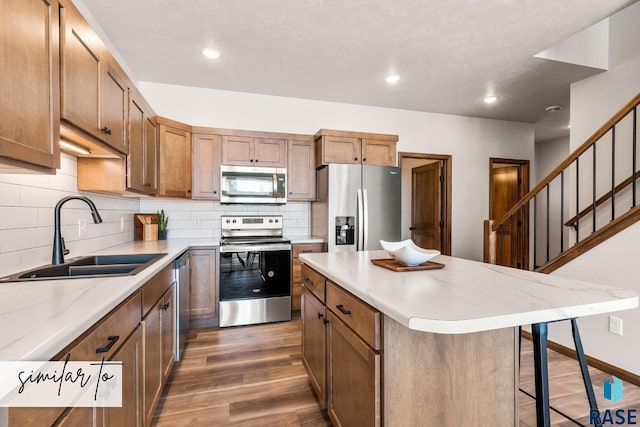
<box><xmin>139</xmin><ymin>199</ymin><xmax>310</xmax><ymax>239</ymax></box>
<box><xmin>0</xmin><ymin>154</ymin><xmax>139</xmax><ymax>277</ymax></box>
<box><xmin>0</xmin><ymin>153</ymin><xmax>311</xmax><ymax>277</ymax></box>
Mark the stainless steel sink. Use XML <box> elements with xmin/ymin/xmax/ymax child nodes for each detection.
<box><xmin>0</xmin><ymin>253</ymin><xmax>167</xmax><ymax>282</ymax></box>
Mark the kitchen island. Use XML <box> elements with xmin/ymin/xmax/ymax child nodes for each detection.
<box><xmin>299</xmin><ymin>250</ymin><xmax>638</xmax><ymax>426</ymax></box>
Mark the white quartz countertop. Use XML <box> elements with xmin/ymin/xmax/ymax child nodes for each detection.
<box><xmin>0</xmin><ymin>239</ymin><xmax>218</xmax><ymax>361</ymax></box>
<box><xmin>299</xmin><ymin>251</ymin><xmax>639</xmax><ymax>334</ymax></box>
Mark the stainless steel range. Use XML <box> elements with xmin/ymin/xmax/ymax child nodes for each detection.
<box><xmin>218</xmin><ymin>215</ymin><xmax>292</xmax><ymax>327</ymax></box>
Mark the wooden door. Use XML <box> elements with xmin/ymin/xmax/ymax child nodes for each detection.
<box><xmin>320</xmin><ymin>136</ymin><xmax>361</xmax><ymax>165</ymax></box>
<box><xmin>161</xmin><ymin>286</ymin><xmax>176</xmax><ymax>382</ymax></box>
<box><xmin>192</xmin><ymin>134</ymin><xmax>221</xmax><ymax>199</ymax></box>
<box><xmin>411</xmin><ymin>162</ymin><xmax>442</xmax><ymax>250</ymax></box>
<box><xmin>143</xmin><ymin>299</ymin><xmax>162</xmax><ymax>426</ymax></box>
<box><xmin>60</xmin><ymin>0</ymin><xmax>103</xmax><ymax>139</ymax></box>
<box><xmin>100</xmin><ymin>62</ymin><xmax>128</xmax><ymax>153</ymax></box>
<box><xmin>221</xmin><ymin>135</ymin><xmax>254</xmax><ymax>165</ymax></box>
<box><xmin>101</xmin><ymin>326</ymin><xmax>143</xmax><ymax>427</ymax></box>
<box><xmin>144</xmin><ymin>116</ymin><xmax>158</xmax><ymax>193</ymax></box>
<box><xmin>287</xmin><ymin>139</ymin><xmax>315</xmax><ymax>201</ymax></box>
<box><xmin>489</xmin><ymin>159</ymin><xmax>529</xmax><ymax>269</ymax></box>
<box><xmin>0</xmin><ymin>0</ymin><xmax>60</xmax><ymax>171</ymax></box>
<box><xmin>327</xmin><ymin>311</ymin><xmax>380</xmax><ymax>427</ymax></box>
<box><xmin>158</xmin><ymin>125</ymin><xmax>192</xmax><ymax>198</ymax></box>
<box><xmin>362</xmin><ymin>139</ymin><xmax>396</xmax><ymax>166</ymax></box>
<box><xmin>254</xmin><ymin>138</ymin><xmax>287</xmax><ymax>167</ymax></box>
<box><xmin>128</xmin><ymin>96</ymin><xmax>146</xmax><ymax>192</ymax></box>
<box><xmin>301</xmin><ymin>287</ymin><xmax>327</xmax><ymax>407</ymax></box>
<box><xmin>189</xmin><ymin>248</ymin><xmax>218</xmax><ymax>325</ymax></box>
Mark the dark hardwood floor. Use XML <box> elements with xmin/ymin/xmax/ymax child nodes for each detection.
<box><xmin>153</xmin><ymin>316</ymin><xmax>639</xmax><ymax>426</ymax></box>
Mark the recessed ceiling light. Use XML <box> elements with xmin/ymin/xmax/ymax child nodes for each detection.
<box><xmin>385</xmin><ymin>74</ymin><xmax>401</xmax><ymax>84</ymax></box>
<box><xmin>483</xmin><ymin>96</ymin><xmax>498</xmax><ymax>104</ymax></box>
<box><xmin>201</xmin><ymin>48</ymin><xmax>222</xmax><ymax>59</ymax></box>
<box><xmin>567</xmin><ymin>124</ymin><xmax>571</xmax><ymax>129</ymax></box>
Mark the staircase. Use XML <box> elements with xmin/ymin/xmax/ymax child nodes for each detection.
<box><xmin>485</xmin><ymin>92</ymin><xmax>640</xmax><ymax>273</ymax></box>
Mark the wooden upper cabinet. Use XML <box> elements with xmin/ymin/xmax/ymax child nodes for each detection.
<box><xmin>192</xmin><ymin>133</ymin><xmax>221</xmax><ymax>200</ymax></box>
<box><xmin>254</xmin><ymin>138</ymin><xmax>287</xmax><ymax>167</ymax></box>
<box><xmin>158</xmin><ymin>118</ymin><xmax>192</xmax><ymax>198</ymax></box>
<box><xmin>362</xmin><ymin>138</ymin><xmax>397</xmax><ymax>166</ymax></box>
<box><xmin>0</xmin><ymin>0</ymin><xmax>60</xmax><ymax>172</ymax></box>
<box><xmin>222</xmin><ymin>135</ymin><xmax>287</xmax><ymax>167</ymax></box>
<box><xmin>59</xmin><ymin>0</ymin><xmax>128</xmax><ymax>155</ymax></box>
<box><xmin>100</xmin><ymin>62</ymin><xmax>128</xmax><ymax>153</ymax></box>
<box><xmin>128</xmin><ymin>89</ymin><xmax>157</xmax><ymax>195</ymax></box>
<box><xmin>287</xmin><ymin>139</ymin><xmax>315</xmax><ymax>201</ymax></box>
<box><xmin>315</xmin><ymin>129</ymin><xmax>398</xmax><ymax>167</ymax></box>
<box><xmin>317</xmin><ymin>135</ymin><xmax>361</xmax><ymax>165</ymax></box>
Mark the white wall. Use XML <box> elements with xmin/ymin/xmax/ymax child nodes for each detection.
<box><xmin>140</xmin><ymin>82</ymin><xmax>534</xmax><ymax>261</ymax></box>
<box><xmin>547</xmin><ymin>2</ymin><xmax>640</xmax><ymax>375</ymax></box>
<box><xmin>0</xmin><ymin>154</ymin><xmax>139</xmax><ymax>277</ymax></box>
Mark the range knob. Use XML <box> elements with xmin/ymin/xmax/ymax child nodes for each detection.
<box><xmin>269</xmin><ymin>219</ymin><xmax>273</xmax><ymax>223</ymax></box>
<box><xmin>232</xmin><ymin>219</ymin><xmax>237</xmax><ymax>224</ymax></box>
<box><xmin>226</xmin><ymin>219</ymin><xmax>230</xmax><ymax>224</ymax></box>
<box><xmin>275</xmin><ymin>219</ymin><xmax>279</xmax><ymax>223</ymax></box>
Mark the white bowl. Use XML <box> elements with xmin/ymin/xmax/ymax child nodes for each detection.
<box><xmin>380</xmin><ymin>239</ymin><xmax>440</xmax><ymax>266</ymax></box>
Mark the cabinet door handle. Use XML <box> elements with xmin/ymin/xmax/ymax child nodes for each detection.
<box><xmin>101</xmin><ymin>126</ymin><xmax>112</xmax><ymax>135</ymax></box>
<box><xmin>96</xmin><ymin>335</ymin><xmax>119</xmax><ymax>353</ymax></box>
<box><xmin>317</xmin><ymin>312</ymin><xmax>324</xmax><ymax>319</ymax></box>
<box><xmin>303</xmin><ymin>277</ymin><xmax>313</xmax><ymax>286</ymax></box>
<box><xmin>250</xmin><ymin>159</ymin><xmax>254</xmax><ymax>162</ymax></box>
<box><xmin>289</xmin><ymin>191</ymin><xmax>293</xmax><ymax>195</ymax></box>
<box><xmin>323</xmin><ymin>319</ymin><xmax>329</xmax><ymax>325</ymax></box>
<box><xmin>213</xmin><ymin>190</ymin><xmax>217</xmax><ymax>194</ymax></box>
<box><xmin>162</xmin><ymin>302</ymin><xmax>170</xmax><ymax>310</ymax></box>
<box><xmin>354</xmin><ymin>157</ymin><xmax>358</xmax><ymax>161</ymax></box>
<box><xmin>363</xmin><ymin>158</ymin><xmax>367</xmax><ymax>162</ymax></box>
<box><xmin>336</xmin><ymin>304</ymin><xmax>352</xmax><ymax>315</ymax></box>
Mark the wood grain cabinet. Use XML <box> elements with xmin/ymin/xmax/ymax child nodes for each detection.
<box><xmin>222</xmin><ymin>135</ymin><xmax>287</xmax><ymax>167</ymax></box>
<box><xmin>300</xmin><ymin>266</ymin><xmax>383</xmax><ymax>427</ymax></box>
<box><xmin>301</xmin><ymin>286</ymin><xmax>327</xmax><ymax>407</ymax></box>
<box><xmin>141</xmin><ymin>264</ymin><xmax>175</xmax><ymax>427</ymax></box>
<box><xmin>315</xmin><ymin>129</ymin><xmax>397</xmax><ymax>168</ymax></box>
<box><xmin>128</xmin><ymin>88</ymin><xmax>158</xmax><ymax>195</ymax></box>
<box><xmin>287</xmin><ymin>139</ymin><xmax>316</xmax><ymax>201</ymax></box>
<box><xmin>158</xmin><ymin>118</ymin><xmax>192</xmax><ymax>198</ymax></box>
<box><xmin>59</xmin><ymin>0</ymin><xmax>128</xmax><ymax>154</ymax></box>
<box><xmin>0</xmin><ymin>0</ymin><xmax>60</xmax><ymax>172</ymax></box>
<box><xmin>189</xmin><ymin>248</ymin><xmax>219</xmax><ymax>328</ymax></box>
<box><xmin>191</xmin><ymin>133</ymin><xmax>222</xmax><ymax>200</ymax></box>
<box><xmin>291</xmin><ymin>243</ymin><xmax>324</xmax><ymax>310</ymax></box>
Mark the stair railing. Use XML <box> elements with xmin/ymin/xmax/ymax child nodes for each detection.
<box><xmin>485</xmin><ymin>92</ymin><xmax>640</xmax><ymax>272</ymax></box>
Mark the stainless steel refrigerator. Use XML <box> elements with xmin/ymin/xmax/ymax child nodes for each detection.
<box><xmin>311</xmin><ymin>163</ymin><xmax>401</xmax><ymax>252</ymax></box>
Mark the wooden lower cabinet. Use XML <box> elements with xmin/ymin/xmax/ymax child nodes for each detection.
<box><xmin>101</xmin><ymin>325</ymin><xmax>144</xmax><ymax>427</ymax></box>
<box><xmin>54</xmin><ymin>407</ymin><xmax>94</xmax><ymax>426</ymax></box>
<box><xmin>301</xmin><ymin>287</ymin><xmax>327</xmax><ymax>406</ymax></box>
<box><xmin>142</xmin><ymin>285</ymin><xmax>175</xmax><ymax>426</ymax></box>
<box><xmin>292</xmin><ymin>243</ymin><xmax>324</xmax><ymax>310</ymax></box>
<box><xmin>326</xmin><ymin>310</ymin><xmax>381</xmax><ymax>427</ymax></box>
<box><xmin>189</xmin><ymin>247</ymin><xmax>219</xmax><ymax>328</ymax></box>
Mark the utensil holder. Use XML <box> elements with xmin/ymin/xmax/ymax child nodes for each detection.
<box><xmin>143</xmin><ymin>224</ymin><xmax>158</xmax><ymax>241</ymax></box>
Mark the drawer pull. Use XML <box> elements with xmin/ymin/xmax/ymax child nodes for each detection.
<box><xmin>317</xmin><ymin>312</ymin><xmax>324</xmax><ymax>319</ymax></box>
<box><xmin>96</xmin><ymin>335</ymin><xmax>119</xmax><ymax>354</ymax></box>
<box><xmin>162</xmin><ymin>302</ymin><xmax>170</xmax><ymax>310</ymax></box>
<box><xmin>336</xmin><ymin>304</ymin><xmax>352</xmax><ymax>315</ymax></box>
<box><xmin>304</xmin><ymin>277</ymin><xmax>314</xmax><ymax>286</ymax></box>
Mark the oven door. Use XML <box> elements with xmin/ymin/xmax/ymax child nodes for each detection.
<box><xmin>218</xmin><ymin>247</ymin><xmax>291</xmax><ymax>327</ymax></box>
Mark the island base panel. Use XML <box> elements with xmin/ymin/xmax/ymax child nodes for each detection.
<box><xmin>384</xmin><ymin>316</ymin><xmax>518</xmax><ymax>426</ymax></box>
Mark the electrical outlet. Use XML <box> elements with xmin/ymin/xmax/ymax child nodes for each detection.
<box><xmin>120</xmin><ymin>217</ymin><xmax>125</xmax><ymax>231</ymax></box>
<box><xmin>609</xmin><ymin>316</ymin><xmax>623</xmax><ymax>336</ymax></box>
<box><xmin>78</xmin><ymin>219</ymin><xmax>87</xmax><ymax>238</ymax></box>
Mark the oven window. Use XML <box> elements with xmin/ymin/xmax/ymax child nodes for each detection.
<box><xmin>219</xmin><ymin>250</ymin><xmax>291</xmax><ymax>300</ymax></box>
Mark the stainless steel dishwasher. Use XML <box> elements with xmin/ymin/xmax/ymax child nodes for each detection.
<box><xmin>174</xmin><ymin>251</ymin><xmax>190</xmax><ymax>361</ymax></box>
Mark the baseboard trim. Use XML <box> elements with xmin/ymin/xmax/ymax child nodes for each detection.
<box><xmin>521</xmin><ymin>330</ymin><xmax>640</xmax><ymax>387</ymax></box>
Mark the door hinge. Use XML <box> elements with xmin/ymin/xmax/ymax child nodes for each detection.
<box><xmin>518</xmin><ymin>178</ymin><xmax>522</xmax><ymax>184</ymax></box>
<box><xmin>439</xmin><ymin>175</ymin><xmax>444</xmax><ymax>182</ymax></box>
<box><xmin>439</xmin><ymin>221</ymin><xmax>444</xmax><ymax>228</ymax></box>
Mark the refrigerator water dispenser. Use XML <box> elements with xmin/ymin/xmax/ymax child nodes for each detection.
<box><xmin>335</xmin><ymin>216</ymin><xmax>355</xmax><ymax>245</ymax></box>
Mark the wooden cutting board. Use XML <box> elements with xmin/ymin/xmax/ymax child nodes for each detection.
<box><xmin>371</xmin><ymin>258</ymin><xmax>445</xmax><ymax>272</ymax></box>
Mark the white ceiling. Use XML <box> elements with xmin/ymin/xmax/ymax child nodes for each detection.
<box><xmin>78</xmin><ymin>0</ymin><xmax>636</xmax><ymax>142</ymax></box>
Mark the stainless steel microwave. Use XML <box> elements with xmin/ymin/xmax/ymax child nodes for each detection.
<box><xmin>220</xmin><ymin>165</ymin><xmax>287</xmax><ymax>204</ymax></box>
